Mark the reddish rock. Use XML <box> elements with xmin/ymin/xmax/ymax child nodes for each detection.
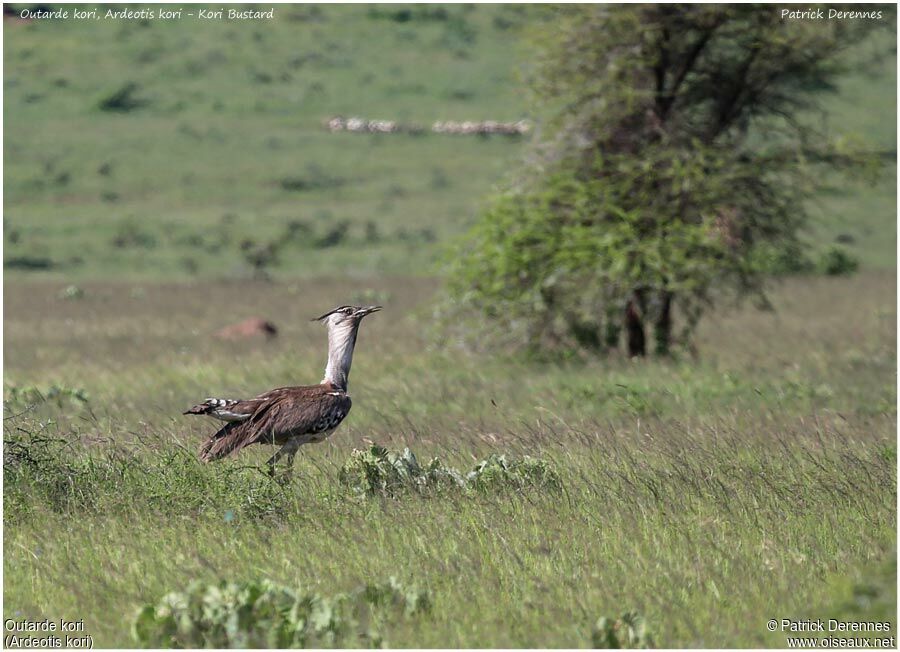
<box><xmin>214</xmin><ymin>318</ymin><xmax>278</xmax><ymax>340</ymax></box>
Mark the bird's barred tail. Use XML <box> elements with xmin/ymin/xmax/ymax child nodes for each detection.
<box><xmin>183</xmin><ymin>397</ymin><xmax>240</xmax><ymax>416</ymax></box>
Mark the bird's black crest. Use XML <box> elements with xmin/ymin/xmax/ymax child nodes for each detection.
<box><xmin>312</xmin><ymin>306</ymin><xmax>353</xmax><ymax>322</ymax></box>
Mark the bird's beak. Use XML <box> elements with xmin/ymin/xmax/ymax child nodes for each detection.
<box><xmin>357</xmin><ymin>305</ymin><xmax>382</xmax><ymax>317</ymax></box>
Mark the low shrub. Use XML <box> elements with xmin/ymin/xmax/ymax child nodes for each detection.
<box><xmin>3</xmin><ymin>423</ymin><xmax>295</xmax><ymax>522</ymax></box>
<box><xmin>3</xmin><ymin>424</ymin><xmax>98</xmax><ymax>519</ymax></box>
<box><xmin>4</xmin><ymin>383</ymin><xmax>89</xmax><ymax>410</ymax></box>
<box><xmin>4</xmin><ymin>255</ymin><xmax>56</xmax><ymax>270</ymax></box>
<box><xmin>465</xmin><ymin>453</ymin><xmax>561</xmax><ymax>492</ymax></box>
<box><xmin>818</xmin><ymin>245</ymin><xmax>860</xmax><ymax>276</ymax></box>
<box><xmin>338</xmin><ymin>445</ymin><xmax>560</xmax><ymax>497</ymax></box>
<box><xmin>750</xmin><ymin>241</ymin><xmax>815</xmax><ymax>276</ymax></box>
<box><xmin>592</xmin><ymin>611</ymin><xmax>654</xmax><ymax>648</ymax></box>
<box><xmin>315</xmin><ymin>220</ymin><xmax>350</xmax><ymax>248</ymax></box>
<box><xmin>132</xmin><ymin>577</ymin><xmax>430</xmax><ymax>648</ymax></box>
<box><xmin>338</xmin><ymin>445</ymin><xmax>465</xmax><ymax>496</ymax></box>
<box><xmin>111</xmin><ymin>222</ymin><xmax>157</xmax><ymax>249</ymax></box>
<box><xmin>278</xmin><ymin>165</ymin><xmax>345</xmax><ymax>193</ymax></box>
<box><xmin>98</xmin><ymin>82</ymin><xmax>146</xmax><ymax>112</ymax></box>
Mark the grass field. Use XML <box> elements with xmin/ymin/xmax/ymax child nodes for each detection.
<box><xmin>3</xmin><ymin>5</ymin><xmax>897</xmax><ymax>279</ymax></box>
<box><xmin>3</xmin><ymin>4</ymin><xmax>898</xmax><ymax>649</ymax></box>
<box><xmin>4</xmin><ymin>272</ymin><xmax>896</xmax><ymax>647</ymax></box>
<box><xmin>5</xmin><ymin>4</ymin><xmax>532</xmax><ymax>279</ymax></box>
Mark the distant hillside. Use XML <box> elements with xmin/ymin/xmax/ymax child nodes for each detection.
<box><xmin>3</xmin><ymin>5</ymin><xmax>895</xmax><ymax>280</ymax></box>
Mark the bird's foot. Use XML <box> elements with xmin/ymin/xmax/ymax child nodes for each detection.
<box><xmin>265</xmin><ymin>463</ymin><xmax>296</xmax><ymax>484</ymax></box>
<box><xmin>274</xmin><ymin>469</ymin><xmax>296</xmax><ymax>485</ymax></box>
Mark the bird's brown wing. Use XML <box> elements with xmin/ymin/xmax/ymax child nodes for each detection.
<box><xmin>197</xmin><ymin>385</ymin><xmax>352</xmax><ymax>462</ymax></box>
<box><xmin>185</xmin><ymin>385</ymin><xmax>307</xmax><ymax>421</ymax></box>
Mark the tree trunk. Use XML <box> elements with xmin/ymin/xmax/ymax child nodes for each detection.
<box><xmin>654</xmin><ymin>290</ymin><xmax>673</xmax><ymax>356</ymax></box>
<box><xmin>603</xmin><ymin>318</ymin><xmax>621</xmax><ymax>350</ymax></box>
<box><xmin>624</xmin><ymin>293</ymin><xmax>646</xmax><ymax>357</ymax></box>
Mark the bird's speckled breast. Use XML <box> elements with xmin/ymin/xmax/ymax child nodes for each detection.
<box><xmin>311</xmin><ymin>407</ymin><xmax>349</xmax><ymax>435</ymax></box>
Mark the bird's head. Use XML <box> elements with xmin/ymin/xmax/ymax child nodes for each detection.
<box><xmin>312</xmin><ymin>305</ymin><xmax>382</xmax><ymax>330</ymax></box>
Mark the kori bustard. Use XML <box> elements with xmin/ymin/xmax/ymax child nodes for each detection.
<box><xmin>184</xmin><ymin>305</ymin><xmax>381</xmax><ymax>475</ymax></box>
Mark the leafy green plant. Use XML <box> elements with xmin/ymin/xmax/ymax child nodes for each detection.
<box><xmin>592</xmin><ymin>612</ymin><xmax>654</xmax><ymax>649</ymax></box>
<box><xmin>818</xmin><ymin>245</ymin><xmax>860</xmax><ymax>276</ymax></box>
<box><xmin>3</xmin><ymin>422</ymin><xmax>296</xmax><ymax>523</ymax></box>
<box><xmin>339</xmin><ymin>445</ymin><xmax>560</xmax><ymax>496</ymax></box>
<box><xmin>132</xmin><ymin>577</ymin><xmax>430</xmax><ymax>648</ymax></box>
<box><xmin>4</xmin><ymin>383</ymin><xmax>89</xmax><ymax>409</ymax></box>
<box><xmin>97</xmin><ymin>81</ymin><xmax>146</xmax><ymax>112</ymax></box>
<box><xmin>4</xmin><ymin>255</ymin><xmax>56</xmax><ymax>270</ymax></box>
<box><xmin>111</xmin><ymin>221</ymin><xmax>157</xmax><ymax>249</ymax></box>
<box><xmin>465</xmin><ymin>453</ymin><xmax>561</xmax><ymax>492</ymax></box>
<box><xmin>751</xmin><ymin>240</ymin><xmax>816</xmax><ymax>276</ymax></box>
<box><xmin>339</xmin><ymin>445</ymin><xmax>465</xmax><ymax>496</ymax></box>
<box><xmin>315</xmin><ymin>220</ymin><xmax>350</xmax><ymax>248</ymax></box>
<box><xmin>238</xmin><ymin>238</ymin><xmax>280</xmax><ymax>280</ymax></box>
<box><xmin>3</xmin><ymin>425</ymin><xmax>93</xmax><ymax>520</ymax></box>
<box><xmin>278</xmin><ymin>164</ymin><xmax>345</xmax><ymax>193</ymax></box>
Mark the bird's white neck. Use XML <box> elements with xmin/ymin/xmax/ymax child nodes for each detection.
<box><xmin>322</xmin><ymin>323</ymin><xmax>358</xmax><ymax>392</ymax></box>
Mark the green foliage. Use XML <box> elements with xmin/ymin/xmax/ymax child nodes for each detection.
<box><xmin>338</xmin><ymin>445</ymin><xmax>465</xmax><ymax>496</ymax></box>
<box><xmin>750</xmin><ymin>240</ymin><xmax>816</xmax><ymax>276</ymax></box>
<box><xmin>132</xmin><ymin>577</ymin><xmax>430</xmax><ymax>648</ymax></box>
<box><xmin>366</xmin><ymin>5</ymin><xmax>453</xmax><ymax>24</ymax></box>
<box><xmin>112</xmin><ymin>221</ymin><xmax>158</xmax><ymax>250</ymax></box>
<box><xmin>3</xmin><ymin>427</ymin><xmax>90</xmax><ymax>520</ymax></box>
<box><xmin>749</xmin><ymin>242</ymin><xmax>861</xmax><ymax>278</ymax></box>
<box><xmin>4</xmin><ymin>383</ymin><xmax>89</xmax><ymax>410</ymax></box>
<box><xmin>278</xmin><ymin>165</ymin><xmax>346</xmax><ymax>193</ymax></box>
<box><xmin>3</xmin><ymin>423</ymin><xmax>294</xmax><ymax>523</ymax></box>
<box><xmin>448</xmin><ymin>5</ymin><xmax>892</xmax><ymax>355</ymax></box>
<box><xmin>4</xmin><ymin>255</ymin><xmax>57</xmax><ymax>270</ymax></box>
<box><xmin>818</xmin><ymin>245</ymin><xmax>860</xmax><ymax>276</ymax></box>
<box><xmin>97</xmin><ymin>81</ymin><xmax>146</xmax><ymax>112</ymax></box>
<box><xmin>338</xmin><ymin>445</ymin><xmax>560</xmax><ymax>496</ymax></box>
<box><xmin>592</xmin><ymin>612</ymin><xmax>655</xmax><ymax>649</ymax></box>
<box><xmin>449</xmin><ymin>158</ymin><xmax>771</xmax><ymax>352</ymax></box>
<box><xmin>465</xmin><ymin>453</ymin><xmax>561</xmax><ymax>492</ymax></box>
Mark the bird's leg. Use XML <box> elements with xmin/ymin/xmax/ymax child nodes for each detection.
<box><xmin>283</xmin><ymin>439</ymin><xmax>304</xmax><ymax>478</ymax></box>
<box><xmin>285</xmin><ymin>451</ymin><xmax>298</xmax><ymax>475</ymax></box>
<box><xmin>265</xmin><ymin>444</ymin><xmax>287</xmax><ymax>477</ymax></box>
<box><xmin>267</xmin><ymin>439</ymin><xmax>302</xmax><ymax>478</ymax></box>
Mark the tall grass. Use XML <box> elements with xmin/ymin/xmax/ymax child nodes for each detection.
<box><xmin>3</xmin><ymin>273</ymin><xmax>896</xmax><ymax>647</ymax></box>
<box><xmin>4</xmin><ymin>408</ymin><xmax>894</xmax><ymax>647</ymax></box>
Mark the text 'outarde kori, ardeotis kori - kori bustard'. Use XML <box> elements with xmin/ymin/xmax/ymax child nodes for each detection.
<box><xmin>184</xmin><ymin>305</ymin><xmax>381</xmax><ymax>474</ymax></box>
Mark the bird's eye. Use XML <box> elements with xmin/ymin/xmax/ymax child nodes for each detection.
<box><xmin>343</xmin><ymin>308</ymin><xmax>353</xmax><ymax>315</ymax></box>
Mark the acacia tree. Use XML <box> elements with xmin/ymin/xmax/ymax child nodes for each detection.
<box><xmin>448</xmin><ymin>4</ymin><xmax>889</xmax><ymax>356</ymax></box>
